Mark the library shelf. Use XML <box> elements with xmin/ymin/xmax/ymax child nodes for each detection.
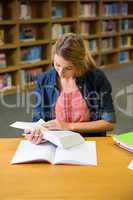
<box><xmin>0</xmin><ymin>0</ymin><xmax>133</xmax><ymax>95</ymax></box>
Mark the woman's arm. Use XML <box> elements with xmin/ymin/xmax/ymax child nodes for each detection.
<box><xmin>43</xmin><ymin>119</ymin><xmax>115</xmax><ymax>133</ymax></box>
<box><xmin>69</xmin><ymin>120</ymin><xmax>115</xmax><ymax>133</ymax></box>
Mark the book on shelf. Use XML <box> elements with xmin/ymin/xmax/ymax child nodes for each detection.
<box><xmin>80</xmin><ymin>22</ymin><xmax>90</xmax><ymax>36</ymax></box>
<box><xmin>101</xmin><ymin>55</ymin><xmax>110</xmax><ymax>66</ymax></box>
<box><xmin>120</xmin><ymin>36</ymin><xmax>132</xmax><ymax>48</ymax></box>
<box><xmin>0</xmin><ymin>73</ymin><xmax>12</xmax><ymax>90</ymax></box>
<box><xmin>103</xmin><ymin>3</ymin><xmax>120</xmax><ymax>17</ymax></box>
<box><xmin>80</xmin><ymin>3</ymin><xmax>96</xmax><ymax>17</ymax></box>
<box><xmin>0</xmin><ymin>53</ymin><xmax>6</xmax><ymax>68</ymax></box>
<box><xmin>20</xmin><ymin>67</ymin><xmax>43</xmax><ymax>86</ymax></box>
<box><xmin>88</xmin><ymin>40</ymin><xmax>98</xmax><ymax>53</ymax></box>
<box><xmin>121</xmin><ymin>3</ymin><xmax>128</xmax><ymax>16</ymax></box>
<box><xmin>21</xmin><ymin>46</ymin><xmax>42</xmax><ymax>64</ymax></box>
<box><xmin>10</xmin><ymin>119</ymin><xmax>97</xmax><ymax>165</ymax></box>
<box><xmin>52</xmin><ymin>5</ymin><xmax>64</xmax><ymax>19</ymax></box>
<box><xmin>20</xmin><ymin>25</ymin><xmax>36</xmax><ymax>42</ymax></box>
<box><xmin>19</xmin><ymin>0</ymin><xmax>31</xmax><ymax>20</ymax></box>
<box><xmin>121</xmin><ymin>19</ymin><xmax>133</xmax><ymax>31</ymax></box>
<box><xmin>102</xmin><ymin>20</ymin><xmax>117</xmax><ymax>33</ymax></box>
<box><xmin>101</xmin><ymin>38</ymin><xmax>114</xmax><ymax>51</ymax></box>
<box><xmin>0</xmin><ymin>2</ymin><xmax>3</xmax><ymax>20</ymax></box>
<box><xmin>113</xmin><ymin>132</ymin><xmax>133</xmax><ymax>153</ymax></box>
<box><xmin>0</xmin><ymin>29</ymin><xmax>4</xmax><ymax>45</ymax></box>
<box><xmin>52</xmin><ymin>24</ymin><xmax>72</xmax><ymax>40</ymax></box>
<box><xmin>119</xmin><ymin>51</ymin><xmax>129</xmax><ymax>64</ymax></box>
<box><xmin>121</xmin><ymin>20</ymin><xmax>129</xmax><ymax>31</ymax></box>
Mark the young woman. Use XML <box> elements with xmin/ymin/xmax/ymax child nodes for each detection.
<box><xmin>25</xmin><ymin>33</ymin><xmax>116</xmax><ymax>144</ymax></box>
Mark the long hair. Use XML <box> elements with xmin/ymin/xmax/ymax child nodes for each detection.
<box><xmin>52</xmin><ymin>33</ymin><xmax>96</xmax><ymax>77</ymax></box>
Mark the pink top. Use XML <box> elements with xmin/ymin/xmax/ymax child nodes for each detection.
<box><xmin>55</xmin><ymin>88</ymin><xmax>90</xmax><ymax>122</ymax></box>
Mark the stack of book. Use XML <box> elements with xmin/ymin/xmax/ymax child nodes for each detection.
<box><xmin>113</xmin><ymin>132</ymin><xmax>133</xmax><ymax>153</ymax></box>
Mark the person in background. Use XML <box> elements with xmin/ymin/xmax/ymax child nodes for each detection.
<box><xmin>25</xmin><ymin>33</ymin><xmax>116</xmax><ymax>144</ymax></box>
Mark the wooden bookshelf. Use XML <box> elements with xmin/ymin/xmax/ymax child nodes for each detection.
<box><xmin>0</xmin><ymin>0</ymin><xmax>133</xmax><ymax>95</ymax></box>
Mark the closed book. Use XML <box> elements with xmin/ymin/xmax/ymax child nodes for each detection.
<box><xmin>113</xmin><ymin>132</ymin><xmax>133</xmax><ymax>152</ymax></box>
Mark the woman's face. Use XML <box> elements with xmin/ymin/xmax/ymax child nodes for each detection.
<box><xmin>54</xmin><ymin>54</ymin><xmax>76</xmax><ymax>79</ymax></box>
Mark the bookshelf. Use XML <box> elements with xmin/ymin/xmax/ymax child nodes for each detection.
<box><xmin>0</xmin><ymin>0</ymin><xmax>133</xmax><ymax>95</ymax></box>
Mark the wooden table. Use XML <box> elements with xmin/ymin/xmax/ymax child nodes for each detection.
<box><xmin>0</xmin><ymin>137</ymin><xmax>132</xmax><ymax>200</ymax></box>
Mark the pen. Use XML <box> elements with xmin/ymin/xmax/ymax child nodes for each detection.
<box><xmin>21</xmin><ymin>133</ymin><xmax>40</xmax><ymax>137</ymax></box>
<box><xmin>22</xmin><ymin>133</ymin><xmax>26</xmax><ymax>137</ymax></box>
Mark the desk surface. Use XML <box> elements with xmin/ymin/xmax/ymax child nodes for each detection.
<box><xmin>0</xmin><ymin>137</ymin><xmax>132</xmax><ymax>200</ymax></box>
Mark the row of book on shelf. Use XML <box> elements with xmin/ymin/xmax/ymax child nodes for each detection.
<box><xmin>0</xmin><ymin>51</ymin><xmax>132</xmax><ymax>90</ymax></box>
<box><xmin>79</xmin><ymin>20</ymin><xmax>133</xmax><ymax>36</ymax></box>
<box><xmin>1</xmin><ymin>24</ymin><xmax>72</xmax><ymax>43</ymax></box>
<box><xmin>0</xmin><ymin>1</ymin><xmax>96</xmax><ymax>20</ymax></box>
<box><xmin>0</xmin><ymin>47</ymin><xmax>132</xmax><ymax>70</ymax></box>
<box><xmin>0</xmin><ymin>1</ymin><xmax>130</xmax><ymax>21</ymax></box>
<box><xmin>51</xmin><ymin>3</ymin><xmax>130</xmax><ymax>20</ymax></box>
<box><xmin>1</xmin><ymin>21</ymin><xmax>133</xmax><ymax>46</ymax></box>
<box><xmin>103</xmin><ymin>3</ymin><xmax>129</xmax><ymax>16</ymax></box>
<box><xmin>0</xmin><ymin>46</ymin><xmax>42</xmax><ymax>68</ymax></box>
<box><xmin>89</xmin><ymin>36</ymin><xmax>132</xmax><ymax>52</ymax></box>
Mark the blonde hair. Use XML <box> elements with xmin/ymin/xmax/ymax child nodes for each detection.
<box><xmin>52</xmin><ymin>33</ymin><xmax>96</xmax><ymax>77</ymax></box>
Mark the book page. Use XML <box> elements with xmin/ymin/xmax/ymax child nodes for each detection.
<box><xmin>42</xmin><ymin>130</ymin><xmax>85</xmax><ymax>149</ymax></box>
<box><xmin>11</xmin><ymin>140</ymin><xmax>56</xmax><ymax>164</ymax></box>
<box><xmin>10</xmin><ymin>119</ymin><xmax>47</xmax><ymax>131</ymax></box>
<box><xmin>54</xmin><ymin>141</ymin><xmax>97</xmax><ymax>166</ymax></box>
<box><xmin>128</xmin><ymin>160</ymin><xmax>133</xmax><ymax>171</ymax></box>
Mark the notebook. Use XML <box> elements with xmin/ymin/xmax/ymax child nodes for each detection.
<box><xmin>11</xmin><ymin>140</ymin><xmax>97</xmax><ymax>166</ymax></box>
<box><xmin>10</xmin><ymin>119</ymin><xmax>85</xmax><ymax>149</ymax></box>
<box><xmin>113</xmin><ymin>132</ymin><xmax>133</xmax><ymax>152</ymax></box>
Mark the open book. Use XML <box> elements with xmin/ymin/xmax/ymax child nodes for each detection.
<box><xmin>10</xmin><ymin>119</ymin><xmax>85</xmax><ymax>149</ymax></box>
<box><xmin>11</xmin><ymin>140</ymin><xmax>97</xmax><ymax>166</ymax></box>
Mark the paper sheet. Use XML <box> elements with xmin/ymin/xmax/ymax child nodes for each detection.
<box><xmin>128</xmin><ymin>160</ymin><xmax>133</xmax><ymax>171</ymax></box>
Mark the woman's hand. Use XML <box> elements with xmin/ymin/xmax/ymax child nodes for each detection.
<box><xmin>24</xmin><ymin>127</ymin><xmax>44</xmax><ymax>145</ymax></box>
<box><xmin>24</xmin><ymin>119</ymin><xmax>71</xmax><ymax>144</ymax></box>
<box><xmin>42</xmin><ymin>119</ymin><xmax>71</xmax><ymax>131</ymax></box>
